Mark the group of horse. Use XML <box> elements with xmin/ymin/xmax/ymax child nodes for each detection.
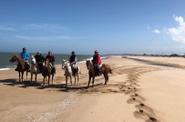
<box><xmin>9</xmin><ymin>55</ymin><xmax>112</xmax><ymax>88</ymax></box>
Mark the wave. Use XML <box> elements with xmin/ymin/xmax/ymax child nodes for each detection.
<box><xmin>0</xmin><ymin>68</ymin><xmax>11</xmax><ymax>71</ymax></box>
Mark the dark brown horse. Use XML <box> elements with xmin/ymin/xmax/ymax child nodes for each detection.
<box><xmin>41</xmin><ymin>59</ymin><xmax>56</xmax><ymax>86</ymax></box>
<box><xmin>9</xmin><ymin>55</ymin><xmax>30</xmax><ymax>82</ymax></box>
<box><xmin>86</xmin><ymin>60</ymin><xmax>112</xmax><ymax>88</ymax></box>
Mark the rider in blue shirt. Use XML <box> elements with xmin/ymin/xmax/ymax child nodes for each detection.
<box><xmin>20</xmin><ymin>47</ymin><xmax>30</xmax><ymax>71</ymax></box>
<box><xmin>21</xmin><ymin>48</ymin><xmax>30</xmax><ymax>61</ymax></box>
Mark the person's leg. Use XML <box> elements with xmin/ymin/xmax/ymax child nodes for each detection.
<box><xmin>97</xmin><ymin>64</ymin><xmax>102</xmax><ymax>75</ymax></box>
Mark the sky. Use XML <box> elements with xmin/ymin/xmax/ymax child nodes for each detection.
<box><xmin>1</xmin><ymin>0</ymin><xmax>185</xmax><ymax>54</ymax></box>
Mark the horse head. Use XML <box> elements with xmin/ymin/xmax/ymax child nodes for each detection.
<box><xmin>86</xmin><ymin>60</ymin><xmax>92</xmax><ymax>70</ymax></box>
<box><xmin>31</xmin><ymin>55</ymin><xmax>36</xmax><ymax>65</ymax></box>
<box><xmin>9</xmin><ymin>55</ymin><xmax>19</xmax><ymax>63</ymax></box>
<box><xmin>62</xmin><ymin>59</ymin><xmax>72</xmax><ymax>74</ymax></box>
<box><xmin>62</xmin><ymin>59</ymin><xmax>66</xmax><ymax>69</ymax></box>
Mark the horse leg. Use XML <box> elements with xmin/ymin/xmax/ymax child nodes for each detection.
<box><xmin>66</xmin><ymin>76</ymin><xmax>68</xmax><ymax>88</ymax></box>
<box><xmin>77</xmin><ymin>74</ymin><xmax>79</xmax><ymax>86</ymax></box>
<box><xmin>70</xmin><ymin>75</ymin><xmax>72</xmax><ymax>86</ymax></box>
<box><xmin>31</xmin><ymin>73</ymin><xmax>33</xmax><ymax>82</ymax></box>
<box><xmin>87</xmin><ymin>75</ymin><xmax>91</xmax><ymax>88</ymax></box>
<box><xmin>104</xmin><ymin>73</ymin><xmax>109</xmax><ymax>85</ymax></box>
<box><xmin>19</xmin><ymin>72</ymin><xmax>21</xmax><ymax>82</ymax></box>
<box><xmin>74</xmin><ymin>75</ymin><xmax>76</xmax><ymax>86</ymax></box>
<box><xmin>92</xmin><ymin>76</ymin><xmax>95</xmax><ymax>88</ymax></box>
<box><xmin>48</xmin><ymin>75</ymin><xmax>50</xmax><ymax>85</ymax></box>
<box><xmin>22</xmin><ymin>72</ymin><xmax>24</xmax><ymax>82</ymax></box>
<box><xmin>52</xmin><ymin>74</ymin><xmax>54</xmax><ymax>85</ymax></box>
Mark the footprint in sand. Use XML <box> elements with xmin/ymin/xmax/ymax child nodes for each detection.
<box><xmin>134</xmin><ymin>110</ymin><xmax>158</xmax><ymax>122</ymax></box>
<box><xmin>127</xmin><ymin>97</ymin><xmax>142</xmax><ymax>104</ymax></box>
<box><xmin>130</xmin><ymin>93</ymin><xmax>145</xmax><ymax>101</ymax></box>
<box><xmin>135</xmin><ymin>103</ymin><xmax>155</xmax><ymax>115</ymax></box>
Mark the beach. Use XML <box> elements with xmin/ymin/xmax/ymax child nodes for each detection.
<box><xmin>1</xmin><ymin>56</ymin><xmax>185</xmax><ymax>122</ymax></box>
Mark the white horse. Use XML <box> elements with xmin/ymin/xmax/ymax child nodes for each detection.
<box><xmin>62</xmin><ymin>59</ymin><xmax>80</xmax><ymax>87</ymax></box>
<box><xmin>30</xmin><ymin>55</ymin><xmax>40</xmax><ymax>82</ymax></box>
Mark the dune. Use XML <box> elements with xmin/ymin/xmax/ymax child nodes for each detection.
<box><xmin>0</xmin><ymin>56</ymin><xmax>185</xmax><ymax>122</ymax></box>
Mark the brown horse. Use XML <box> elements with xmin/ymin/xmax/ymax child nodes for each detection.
<box><xmin>41</xmin><ymin>59</ymin><xmax>55</xmax><ymax>86</ymax></box>
<box><xmin>86</xmin><ymin>60</ymin><xmax>112</xmax><ymax>88</ymax></box>
<box><xmin>9</xmin><ymin>55</ymin><xmax>30</xmax><ymax>82</ymax></box>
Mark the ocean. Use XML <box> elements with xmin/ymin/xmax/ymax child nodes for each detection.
<box><xmin>0</xmin><ymin>52</ymin><xmax>91</xmax><ymax>69</ymax></box>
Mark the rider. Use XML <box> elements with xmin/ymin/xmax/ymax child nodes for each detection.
<box><xmin>34</xmin><ymin>51</ymin><xmax>45</xmax><ymax>71</ymax></box>
<box><xmin>21</xmin><ymin>47</ymin><xmax>30</xmax><ymax>62</ymax></box>
<box><xmin>45</xmin><ymin>51</ymin><xmax>55</xmax><ymax>66</ymax></box>
<box><xmin>19</xmin><ymin>47</ymin><xmax>30</xmax><ymax>71</ymax></box>
<box><xmin>92</xmin><ymin>50</ymin><xmax>102</xmax><ymax>75</ymax></box>
<box><xmin>69</xmin><ymin>51</ymin><xmax>78</xmax><ymax>75</ymax></box>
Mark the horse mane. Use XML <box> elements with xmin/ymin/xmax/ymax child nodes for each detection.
<box><xmin>10</xmin><ymin>55</ymin><xmax>24</xmax><ymax>65</ymax></box>
<box><xmin>86</xmin><ymin>60</ymin><xmax>93</xmax><ymax>69</ymax></box>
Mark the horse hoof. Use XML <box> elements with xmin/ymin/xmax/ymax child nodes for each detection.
<box><xmin>139</xmin><ymin>109</ymin><xmax>144</xmax><ymax>113</ymax></box>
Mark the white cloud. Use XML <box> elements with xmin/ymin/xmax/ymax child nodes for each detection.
<box><xmin>22</xmin><ymin>23</ymin><xmax>66</xmax><ymax>33</ymax></box>
<box><xmin>15</xmin><ymin>35</ymin><xmax>71</xmax><ymax>41</ymax></box>
<box><xmin>167</xmin><ymin>15</ymin><xmax>185</xmax><ymax>44</ymax></box>
<box><xmin>152</xmin><ymin>29</ymin><xmax>161</xmax><ymax>34</ymax></box>
<box><xmin>0</xmin><ymin>25</ymin><xmax>16</xmax><ymax>31</ymax></box>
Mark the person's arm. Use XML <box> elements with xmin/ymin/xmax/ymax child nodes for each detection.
<box><xmin>26</xmin><ymin>53</ymin><xmax>30</xmax><ymax>60</ymax></box>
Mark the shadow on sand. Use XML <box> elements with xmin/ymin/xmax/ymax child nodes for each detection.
<box><xmin>0</xmin><ymin>78</ymin><xmax>110</xmax><ymax>92</ymax></box>
<box><xmin>0</xmin><ymin>78</ymin><xmax>130</xmax><ymax>95</ymax></box>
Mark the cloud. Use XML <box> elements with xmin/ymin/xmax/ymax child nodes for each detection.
<box><xmin>0</xmin><ymin>23</ymin><xmax>67</xmax><ymax>33</ymax></box>
<box><xmin>152</xmin><ymin>29</ymin><xmax>161</xmax><ymax>34</ymax></box>
<box><xmin>0</xmin><ymin>25</ymin><xmax>16</xmax><ymax>31</ymax></box>
<box><xmin>22</xmin><ymin>23</ymin><xmax>66</xmax><ymax>33</ymax></box>
<box><xmin>15</xmin><ymin>35</ymin><xmax>71</xmax><ymax>41</ymax></box>
<box><xmin>167</xmin><ymin>15</ymin><xmax>185</xmax><ymax>44</ymax></box>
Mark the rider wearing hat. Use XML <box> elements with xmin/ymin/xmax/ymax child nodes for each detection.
<box><xmin>92</xmin><ymin>50</ymin><xmax>102</xmax><ymax>75</ymax></box>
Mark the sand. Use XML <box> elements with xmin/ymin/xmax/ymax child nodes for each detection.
<box><xmin>0</xmin><ymin>56</ymin><xmax>185</xmax><ymax>122</ymax></box>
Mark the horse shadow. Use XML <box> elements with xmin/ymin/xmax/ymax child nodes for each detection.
<box><xmin>0</xmin><ymin>79</ymin><xmax>17</xmax><ymax>86</ymax></box>
<box><xmin>0</xmin><ymin>78</ymin><xmax>90</xmax><ymax>91</ymax></box>
<box><xmin>0</xmin><ymin>78</ymin><xmax>42</xmax><ymax>88</ymax></box>
<box><xmin>0</xmin><ymin>78</ymin><xmax>126</xmax><ymax>94</ymax></box>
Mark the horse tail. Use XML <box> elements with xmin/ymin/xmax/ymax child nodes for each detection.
<box><xmin>52</xmin><ymin>67</ymin><xmax>56</xmax><ymax>74</ymax></box>
<box><xmin>78</xmin><ymin>67</ymin><xmax>81</xmax><ymax>74</ymax></box>
<box><xmin>109</xmin><ymin>68</ymin><xmax>112</xmax><ymax>74</ymax></box>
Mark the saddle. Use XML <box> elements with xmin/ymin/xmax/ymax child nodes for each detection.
<box><xmin>94</xmin><ymin>64</ymin><xmax>102</xmax><ymax>76</ymax></box>
<box><xmin>71</xmin><ymin>64</ymin><xmax>78</xmax><ymax>76</ymax></box>
<box><xmin>25</xmin><ymin>62</ymin><xmax>30</xmax><ymax>72</ymax></box>
<box><xmin>15</xmin><ymin>62</ymin><xmax>30</xmax><ymax>72</ymax></box>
